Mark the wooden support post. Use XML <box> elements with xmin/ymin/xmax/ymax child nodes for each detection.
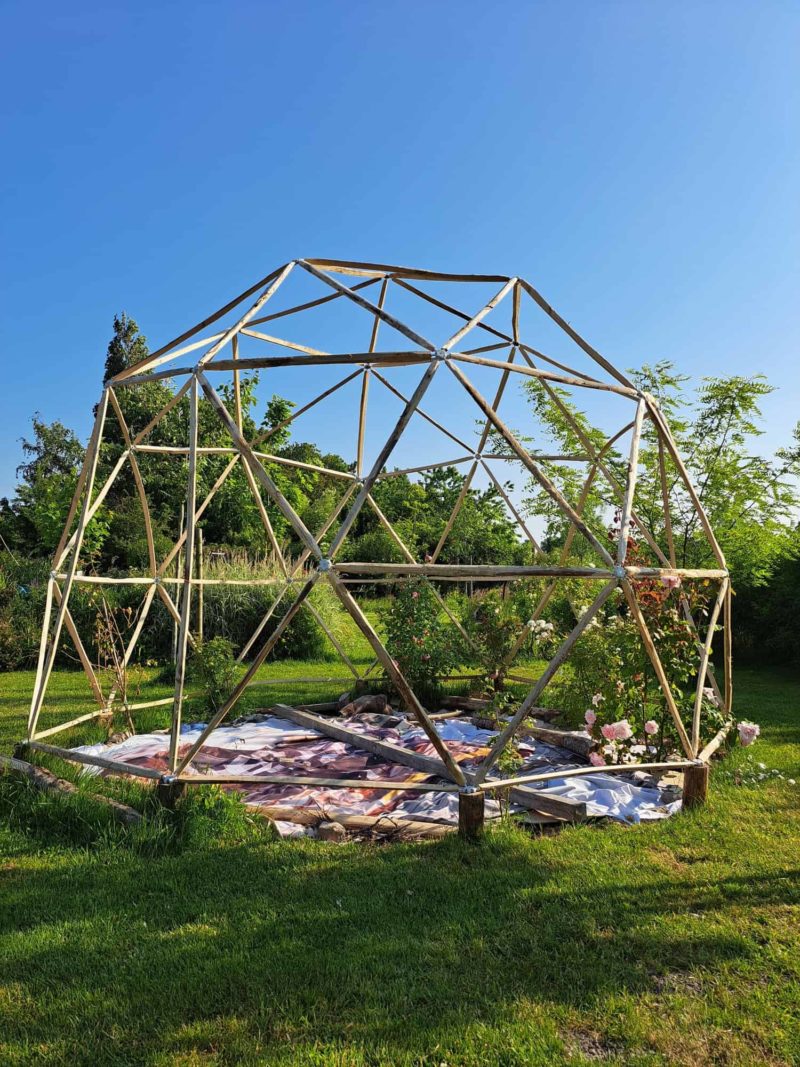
<box><xmin>682</xmin><ymin>761</ymin><xmax>709</xmax><ymax>809</ymax></box>
<box><xmin>458</xmin><ymin>789</ymin><xmax>485</xmax><ymax>840</ymax></box>
<box><xmin>169</xmin><ymin>378</ymin><xmax>199</xmax><ymax>771</ymax></box>
<box><xmin>156</xmin><ymin>777</ymin><xmax>187</xmax><ymax>810</ymax></box>
<box><xmin>197</xmin><ymin>526</ymin><xmax>204</xmax><ymax>643</ymax></box>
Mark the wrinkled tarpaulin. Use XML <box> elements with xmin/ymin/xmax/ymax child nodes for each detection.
<box><xmin>76</xmin><ymin>713</ymin><xmax>680</xmax><ymax>826</ymax></box>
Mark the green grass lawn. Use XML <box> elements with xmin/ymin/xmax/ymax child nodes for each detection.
<box><xmin>1</xmin><ymin>665</ymin><xmax>799</xmax><ymax>1066</ymax></box>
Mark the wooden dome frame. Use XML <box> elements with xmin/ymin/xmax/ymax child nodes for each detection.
<box><xmin>23</xmin><ymin>259</ymin><xmax>732</xmax><ymax>825</ymax></box>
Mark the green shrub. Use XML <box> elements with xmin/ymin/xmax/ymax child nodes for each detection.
<box><xmin>382</xmin><ymin>579</ymin><xmax>463</xmax><ymax>704</ymax></box>
<box><xmin>190</xmin><ymin>637</ymin><xmax>239</xmax><ymax>714</ymax></box>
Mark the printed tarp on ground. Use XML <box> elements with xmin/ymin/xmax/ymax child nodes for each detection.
<box><xmin>75</xmin><ymin>712</ymin><xmax>681</xmax><ymax>825</ymax></box>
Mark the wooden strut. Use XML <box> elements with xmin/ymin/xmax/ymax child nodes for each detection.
<box><xmin>28</xmin><ymin>391</ymin><xmax>109</xmax><ymax>740</ymax></box>
<box><xmin>169</xmin><ymin>376</ymin><xmax>199</xmax><ymax>771</ymax></box>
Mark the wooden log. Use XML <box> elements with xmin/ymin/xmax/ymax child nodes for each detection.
<box><xmin>177</xmin><ymin>772</ymin><xmax>456</xmax><ymax>793</ymax></box>
<box><xmin>0</xmin><ymin>754</ymin><xmax>142</xmax><ymax>825</ymax></box>
<box><xmin>682</xmin><ymin>761</ymin><xmax>709</xmax><ymax>809</ymax></box>
<box><xmin>698</xmin><ymin>719</ymin><xmax>733</xmax><ymax>762</ymax></box>
<box><xmin>269</xmin><ymin>701</ymin><xmax>586</xmax><ymax>822</ymax></box>
<box><xmin>270</xmin><ymin>702</ymin><xmax>458</xmax><ymax>780</ymax></box>
<box><xmin>249</xmin><ymin>803</ymin><xmax>455</xmax><ymax>838</ymax></box>
<box><xmin>521</xmin><ymin>721</ymin><xmax>597</xmax><ymax>757</ymax></box>
<box><xmin>458</xmin><ymin>789</ymin><xmax>485</xmax><ymax>840</ymax></box>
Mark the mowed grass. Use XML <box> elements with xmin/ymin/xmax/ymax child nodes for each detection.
<box><xmin>0</xmin><ymin>666</ymin><xmax>798</xmax><ymax>1066</ymax></box>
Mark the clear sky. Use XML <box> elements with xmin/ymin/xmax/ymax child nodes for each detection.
<box><xmin>1</xmin><ymin>0</ymin><xmax>798</xmax><ymax>498</ymax></box>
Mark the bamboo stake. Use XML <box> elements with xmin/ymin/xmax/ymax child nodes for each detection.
<box><xmin>25</xmin><ymin>740</ymin><xmax>164</xmax><ymax>780</ymax></box>
<box><xmin>174</xmin><ymin>576</ymin><xmax>319</xmax><ymax>775</ymax></box>
<box><xmin>32</xmin><ymin>708</ymin><xmax>109</xmax><ymax>741</ymax></box>
<box><xmin>252</xmin><ymin>369</ymin><xmax>364</xmax><ymax>449</ymax></box>
<box><xmin>29</xmin><ymin>391</ymin><xmax>108</xmax><ymax>739</ymax></box>
<box><xmin>364</xmin><ymin>493</ymin><xmax>479</xmax><ymax>655</ymax></box>
<box><xmin>159</xmin><ymin>457</ymin><xmax>238</xmax><ymax>575</ymax></box>
<box><xmin>392</xmin><ymin>277</ymin><xmax>595</xmax><ymax>382</ymax></box>
<box><xmin>169</xmin><ymin>376</ymin><xmax>199</xmax><ymax>771</ymax></box>
<box><xmin>724</xmin><ymin>582</ymin><xmax>733</xmax><ymax>716</ymax></box>
<box><xmin>54</xmin><ymin>449</ymin><xmax>130</xmax><ymax>569</ymax></box>
<box><xmin>239</xmin><ymin>454</ymin><xmax>287</xmax><ymax>572</ymax></box>
<box><xmin>691</xmin><ymin>578</ymin><xmax>728</xmax><ymax>752</ymax></box>
<box><xmin>232</xmin><ymin>333</ymin><xmax>242</xmax><ymax>431</ymax></box>
<box><xmin>474</xmin><ymin>579</ymin><xmax>620</xmax><ymax>783</ymax></box>
<box><xmin>480</xmin><ymin>460</ymin><xmax>541</xmax><ymax>554</ymax></box>
<box><xmin>305</xmin><ymin>600</ymin><xmax>361</xmax><ymax>679</ymax></box>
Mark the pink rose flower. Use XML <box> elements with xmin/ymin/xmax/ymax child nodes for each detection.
<box><xmin>737</xmin><ymin>721</ymin><xmax>760</xmax><ymax>747</ymax></box>
<box><xmin>644</xmin><ymin>720</ymin><xmax>659</xmax><ymax>736</ymax></box>
<box><xmin>660</xmin><ymin>574</ymin><xmax>682</xmax><ymax>591</ymax></box>
<box><xmin>602</xmin><ymin>718</ymin><xmax>633</xmax><ymax>741</ymax></box>
<box><xmin>411</xmin><ymin>591</ymin><xmax>419</xmax><ymax>599</ymax></box>
<box><xmin>588</xmin><ymin>751</ymin><xmax>605</xmax><ymax>767</ymax></box>
<box><xmin>584</xmin><ymin>709</ymin><xmax>597</xmax><ymax>726</ymax></box>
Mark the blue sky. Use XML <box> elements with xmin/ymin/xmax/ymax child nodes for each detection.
<box><xmin>1</xmin><ymin>0</ymin><xmax>798</xmax><ymax>498</ymax></box>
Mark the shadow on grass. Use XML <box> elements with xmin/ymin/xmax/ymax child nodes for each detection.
<box><xmin>1</xmin><ymin>820</ymin><xmax>791</xmax><ymax>1064</ymax></box>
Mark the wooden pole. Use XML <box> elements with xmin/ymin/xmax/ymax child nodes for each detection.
<box><xmin>691</xmin><ymin>578</ymin><xmax>728</xmax><ymax>753</ymax></box>
<box><xmin>197</xmin><ymin>526</ymin><xmax>204</xmax><ymax>644</ymax></box>
<box><xmin>28</xmin><ymin>390</ymin><xmax>108</xmax><ymax>739</ymax></box>
<box><xmin>169</xmin><ymin>377</ymin><xmax>199</xmax><ymax>771</ymax></box>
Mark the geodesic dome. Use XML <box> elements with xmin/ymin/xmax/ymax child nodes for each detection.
<box><xmin>26</xmin><ymin>258</ymin><xmax>732</xmax><ymax>803</ymax></box>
